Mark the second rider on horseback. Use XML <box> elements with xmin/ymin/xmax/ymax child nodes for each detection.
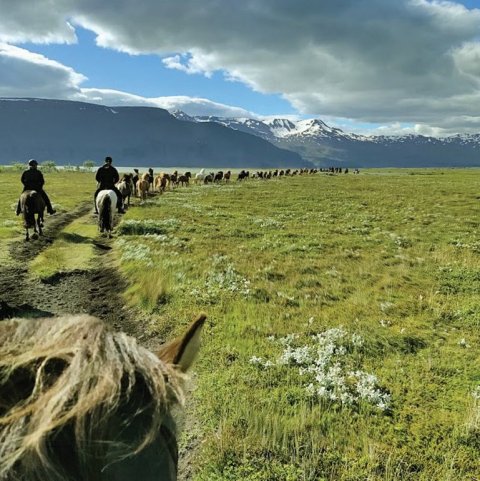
<box><xmin>94</xmin><ymin>156</ymin><xmax>126</xmax><ymax>214</ymax></box>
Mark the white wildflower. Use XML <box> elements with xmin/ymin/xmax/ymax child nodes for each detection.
<box><xmin>351</xmin><ymin>333</ymin><xmax>363</xmax><ymax>347</ymax></box>
<box><xmin>472</xmin><ymin>386</ymin><xmax>480</xmax><ymax>400</ymax></box>
<box><xmin>250</xmin><ymin>325</ymin><xmax>389</xmax><ymax>411</ymax></box>
<box><xmin>249</xmin><ymin>356</ymin><xmax>264</xmax><ymax>365</ymax></box>
<box><xmin>380</xmin><ymin>301</ymin><xmax>394</xmax><ymax>312</ymax></box>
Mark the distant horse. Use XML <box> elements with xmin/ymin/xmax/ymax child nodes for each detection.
<box><xmin>117</xmin><ymin>173</ymin><xmax>134</xmax><ymax>207</ymax></box>
<box><xmin>18</xmin><ymin>190</ymin><xmax>45</xmax><ymax>241</ymax></box>
<box><xmin>154</xmin><ymin>173</ymin><xmax>170</xmax><ymax>193</ymax></box>
<box><xmin>96</xmin><ymin>189</ymin><xmax>117</xmax><ymax>237</ymax></box>
<box><xmin>194</xmin><ymin>168</ymin><xmax>205</xmax><ymax>184</ymax></box>
<box><xmin>148</xmin><ymin>169</ymin><xmax>154</xmax><ymax>191</ymax></box>
<box><xmin>237</xmin><ymin>170</ymin><xmax>248</xmax><ymax>181</ymax></box>
<box><xmin>204</xmin><ymin>172</ymin><xmax>215</xmax><ymax>184</ymax></box>
<box><xmin>137</xmin><ymin>178</ymin><xmax>149</xmax><ymax>201</ymax></box>
<box><xmin>0</xmin><ymin>313</ymin><xmax>206</xmax><ymax>481</ymax></box>
<box><xmin>177</xmin><ymin>172</ymin><xmax>190</xmax><ymax>187</ymax></box>
<box><xmin>170</xmin><ymin>171</ymin><xmax>178</xmax><ymax>188</ymax></box>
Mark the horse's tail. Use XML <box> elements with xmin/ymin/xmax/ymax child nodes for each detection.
<box><xmin>99</xmin><ymin>194</ymin><xmax>112</xmax><ymax>231</ymax></box>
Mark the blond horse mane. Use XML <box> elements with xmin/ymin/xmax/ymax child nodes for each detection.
<box><xmin>0</xmin><ymin>315</ymin><xmax>190</xmax><ymax>481</ymax></box>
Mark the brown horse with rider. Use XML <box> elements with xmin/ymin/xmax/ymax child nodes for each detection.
<box><xmin>16</xmin><ymin>159</ymin><xmax>55</xmax><ymax>216</ymax></box>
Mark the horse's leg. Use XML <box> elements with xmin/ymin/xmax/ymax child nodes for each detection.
<box><xmin>38</xmin><ymin>215</ymin><xmax>43</xmax><ymax>236</ymax></box>
<box><xmin>25</xmin><ymin>227</ymin><xmax>29</xmax><ymax>241</ymax></box>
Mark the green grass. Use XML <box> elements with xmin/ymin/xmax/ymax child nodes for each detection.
<box><xmin>112</xmin><ymin>169</ymin><xmax>480</xmax><ymax>480</ymax></box>
<box><xmin>29</xmin><ymin>216</ymin><xmax>99</xmax><ymax>279</ymax></box>
<box><xmin>1</xmin><ymin>167</ymin><xmax>480</xmax><ymax>479</ymax></box>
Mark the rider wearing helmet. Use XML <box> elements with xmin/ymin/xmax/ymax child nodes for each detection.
<box><xmin>94</xmin><ymin>156</ymin><xmax>125</xmax><ymax>214</ymax></box>
<box><xmin>16</xmin><ymin>159</ymin><xmax>56</xmax><ymax>215</ymax></box>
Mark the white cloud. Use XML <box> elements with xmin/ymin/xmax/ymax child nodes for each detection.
<box><xmin>452</xmin><ymin>42</ymin><xmax>480</xmax><ymax>79</ymax></box>
<box><xmin>162</xmin><ymin>53</ymin><xmax>214</xmax><ymax>77</ymax></box>
<box><xmin>146</xmin><ymin>96</ymin><xmax>256</xmax><ymax>118</ymax></box>
<box><xmin>0</xmin><ymin>0</ymin><xmax>480</xmax><ymax>133</ymax></box>
<box><xmin>0</xmin><ymin>0</ymin><xmax>76</xmax><ymax>44</ymax></box>
<box><xmin>0</xmin><ymin>43</ymin><xmax>256</xmax><ymax>118</ymax></box>
<box><xmin>0</xmin><ymin>43</ymin><xmax>85</xmax><ymax>98</ymax></box>
<box><xmin>77</xmin><ymin>89</ymin><xmax>258</xmax><ymax>117</ymax></box>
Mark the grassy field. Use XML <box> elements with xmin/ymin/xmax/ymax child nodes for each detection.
<box><xmin>1</xmin><ymin>167</ymin><xmax>480</xmax><ymax>480</ymax></box>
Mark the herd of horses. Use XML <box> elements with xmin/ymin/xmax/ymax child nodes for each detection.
<box><xmin>95</xmin><ymin>167</ymin><xmax>325</xmax><ymax>237</ymax></box>
<box><xmin>17</xmin><ymin>166</ymin><xmax>348</xmax><ymax>240</ymax></box>
<box><xmin>18</xmin><ymin>166</ymin><xmax>331</xmax><ymax>240</ymax></box>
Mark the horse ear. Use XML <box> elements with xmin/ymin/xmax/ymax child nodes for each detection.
<box><xmin>157</xmin><ymin>314</ymin><xmax>206</xmax><ymax>372</ymax></box>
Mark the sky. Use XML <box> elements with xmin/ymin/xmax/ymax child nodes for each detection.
<box><xmin>0</xmin><ymin>0</ymin><xmax>480</xmax><ymax>136</ymax></box>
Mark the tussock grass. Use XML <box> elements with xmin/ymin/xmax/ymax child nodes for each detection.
<box><xmin>123</xmin><ymin>266</ymin><xmax>173</xmax><ymax>312</ymax></box>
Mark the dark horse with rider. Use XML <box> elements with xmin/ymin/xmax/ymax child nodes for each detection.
<box><xmin>16</xmin><ymin>159</ymin><xmax>56</xmax><ymax>216</ymax></box>
<box><xmin>15</xmin><ymin>159</ymin><xmax>56</xmax><ymax>240</ymax></box>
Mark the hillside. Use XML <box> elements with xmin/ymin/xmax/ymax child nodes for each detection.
<box><xmin>0</xmin><ymin>98</ymin><xmax>306</xmax><ymax>168</ymax></box>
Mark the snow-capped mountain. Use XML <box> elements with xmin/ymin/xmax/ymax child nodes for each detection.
<box><xmin>171</xmin><ymin>111</ymin><xmax>480</xmax><ymax>167</ymax></box>
<box><xmin>0</xmin><ymin>99</ymin><xmax>305</xmax><ymax>168</ymax></box>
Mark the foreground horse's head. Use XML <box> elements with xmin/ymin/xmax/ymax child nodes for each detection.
<box><xmin>0</xmin><ymin>313</ymin><xmax>206</xmax><ymax>481</ymax></box>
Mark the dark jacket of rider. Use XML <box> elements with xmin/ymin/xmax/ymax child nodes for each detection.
<box><xmin>21</xmin><ymin>169</ymin><xmax>45</xmax><ymax>191</ymax></box>
<box><xmin>96</xmin><ymin>164</ymin><xmax>120</xmax><ymax>188</ymax></box>
<box><xmin>94</xmin><ymin>159</ymin><xmax>124</xmax><ymax>214</ymax></box>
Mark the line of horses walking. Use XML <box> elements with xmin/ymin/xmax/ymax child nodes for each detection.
<box><xmin>96</xmin><ymin>167</ymin><xmax>319</xmax><ymax>237</ymax></box>
<box><xmin>19</xmin><ymin>166</ymin><xmax>326</xmax><ymax>240</ymax></box>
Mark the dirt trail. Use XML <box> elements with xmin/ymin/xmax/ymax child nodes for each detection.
<box><xmin>0</xmin><ymin>203</ymin><xmax>198</xmax><ymax>480</ymax></box>
<box><xmin>0</xmin><ymin>203</ymin><xmax>140</xmax><ymax>336</ymax></box>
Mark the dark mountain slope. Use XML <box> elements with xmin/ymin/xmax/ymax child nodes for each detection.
<box><xmin>0</xmin><ymin>99</ymin><xmax>306</xmax><ymax>168</ymax></box>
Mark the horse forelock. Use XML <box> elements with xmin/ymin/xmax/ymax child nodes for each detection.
<box><xmin>0</xmin><ymin>315</ymin><xmax>185</xmax><ymax>481</ymax></box>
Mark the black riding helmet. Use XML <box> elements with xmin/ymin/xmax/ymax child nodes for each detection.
<box><xmin>28</xmin><ymin>159</ymin><xmax>38</xmax><ymax>167</ymax></box>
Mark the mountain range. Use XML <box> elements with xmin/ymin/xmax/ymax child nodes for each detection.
<box><xmin>0</xmin><ymin>98</ymin><xmax>304</xmax><ymax>168</ymax></box>
<box><xmin>173</xmin><ymin>112</ymin><xmax>480</xmax><ymax>168</ymax></box>
<box><xmin>1</xmin><ymin>98</ymin><xmax>479</xmax><ymax>168</ymax></box>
